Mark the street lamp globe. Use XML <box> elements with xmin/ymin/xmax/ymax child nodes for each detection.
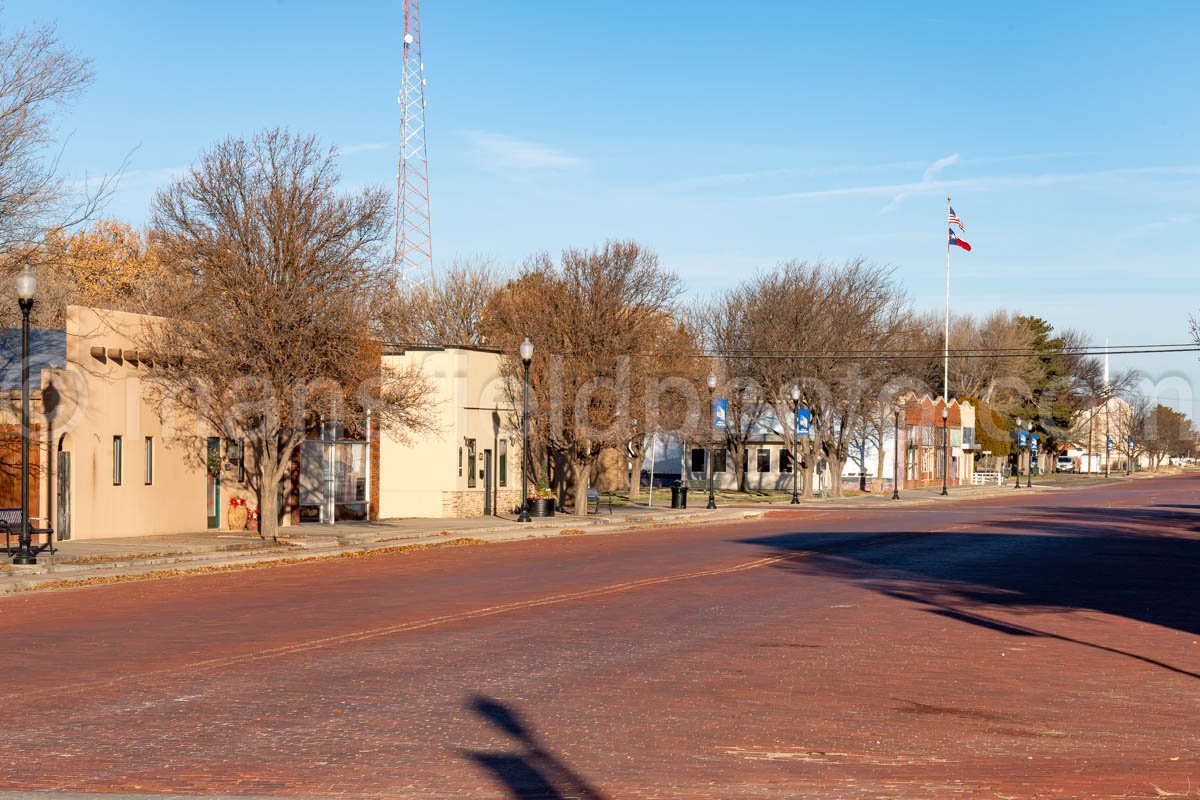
<box><xmin>519</xmin><ymin>337</ymin><xmax>534</xmax><ymax>364</ymax></box>
<box><xmin>707</xmin><ymin>372</ymin><xmax>717</xmax><ymax>390</ymax></box>
<box><xmin>15</xmin><ymin>268</ymin><xmax>36</xmax><ymax>302</ymax></box>
<box><xmin>942</xmin><ymin>406</ymin><xmax>949</xmax><ymax>420</ymax></box>
<box><xmin>791</xmin><ymin>385</ymin><xmax>800</xmax><ymax>402</ymax></box>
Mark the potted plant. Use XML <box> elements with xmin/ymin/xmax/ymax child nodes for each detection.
<box><xmin>527</xmin><ymin>484</ymin><xmax>556</xmax><ymax>518</ymax></box>
<box><xmin>227</xmin><ymin>496</ymin><xmax>249</xmax><ymax>531</ymax></box>
<box><xmin>245</xmin><ymin>507</ymin><xmax>259</xmax><ymax>533</ymax></box>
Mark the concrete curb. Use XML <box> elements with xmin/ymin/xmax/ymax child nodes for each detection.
<box><xmin>0</xmin><ymin>508</ymin><xmax>764</xmax><ymax>595</ymax></box>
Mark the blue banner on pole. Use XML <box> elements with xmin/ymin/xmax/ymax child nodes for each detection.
<box><xmin>1107</xmin><ymin>438</ymin><xmax>1114</xmax><ymax>452</ymax></box>
<box><xmin>1128</xmin><ymin>437</ymin><xmax>1135</xmax><ymax>449</ymax></box>
<box><xmin>796</xmin><ymin>408</ymin><xmax>812</xmax><ymax>436</ymax></box>
<box><xmin>1030</xmin><ymin>434</ymin><xmax>1039</xmax><ymax>454</ymax></box>
<box><xmin>713</xmin><ymin>398</ymin><xmax>727</xmax><ymax>431</ymax></box>
<box><xmin>1017</xmin><ymin>430</ymin><xmax>1027</xmax><ymax>447</ymax></box>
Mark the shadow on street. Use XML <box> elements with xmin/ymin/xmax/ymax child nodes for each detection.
<box><xmin>739</xmin><ymin>502</ymin><xmax>1200</xmax><ymax>679</ymax></box>
<box><xmin>462</xmin><ymin>694</ymin><xmax>608</xmax><ymax>800</ymax></box>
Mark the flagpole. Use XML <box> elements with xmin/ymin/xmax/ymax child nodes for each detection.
<box><xmin>944</xmin><ymin>195</ymin><xmax>951</xmax><ymax>404</ymax></box>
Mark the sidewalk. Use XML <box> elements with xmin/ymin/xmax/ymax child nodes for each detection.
<box><xmin>0</xmin><ymin>503</ymin><xmax>764</xmax><ymax>595</ymax></box>
<box><xmin>0</xmin><ymin>473</ymin><xmax>1135</xmax><ymax>595</ymax></box>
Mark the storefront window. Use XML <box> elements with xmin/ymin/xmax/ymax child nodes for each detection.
<box><xmin>467</xmin><ymin>439</ymin><xmax>477</xmax><ymax>488</ymax></box>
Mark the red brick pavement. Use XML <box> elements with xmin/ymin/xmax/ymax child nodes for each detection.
<box><xmin>0</xmin><ymin>475</ymin><xmax>1196</xmax><ymax>798</ymax></box>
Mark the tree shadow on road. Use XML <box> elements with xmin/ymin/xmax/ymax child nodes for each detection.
<box><xmin>738</xmin><ymin>503</ymin><xmax>1200</xmax><ymax>678</ymax></box>
<box><xmin>461</xmin><ymin>694</ymin><xmax>608</xmax><ymax>800</ymax></box>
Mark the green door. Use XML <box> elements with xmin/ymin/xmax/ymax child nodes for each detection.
<box><xmin>206</xmin><ymin>437</ymin><xmax>221</xmax><ymax>529</ymax></box>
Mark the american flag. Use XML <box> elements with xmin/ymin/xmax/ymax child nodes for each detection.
<box><xmin>948</xmin><ymin>205</ymin><xmax>965</xmax><ymax>231</ymax></box>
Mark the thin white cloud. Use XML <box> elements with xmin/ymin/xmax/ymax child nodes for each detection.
<box><xmin>668</xmin><ymin>152</ymin><xmax>1081</xmax><ymax>193</ymax></box>
<box><xmin>765</xmin><ymin>165</ymin><xmax>1200</xmax><ymax>204</ymax></box>
<box><xmin>668</xmin><ymin>160</ymin><xmax>927</xmax><ymax>190</ymax></box>
<box><xmin>70</xmin><ymin>166</ymin><xmax>186</xmax><ymax>192</ymax></box>
<box><xmin>340</xmin><ymin>142</ymin><xmax>389</xmax><ymax>156</ymax></box>
<box><xmin>463</xmin><ymin>130</ymin><xmax>585</xmax><ymax>172</ymax></box>
<box><xmin>922</xmin><ymin>153</ymin><xmax>960</xmax><ymax>183</ymax></box>
<box><xmin>877</xmin><ymin>153</ymin><xmax>960</xmax><ymax>212</ymax></box>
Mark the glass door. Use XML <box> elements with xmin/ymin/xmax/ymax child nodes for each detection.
<box><xmin>206</xmin><ymin>437</ymin><xmax>220</xmax><ymax>529</ymax></box>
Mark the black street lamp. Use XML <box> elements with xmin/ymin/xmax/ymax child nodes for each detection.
<box><xmin>891</xmin><ymin>408</ymin><xmax>901</xmax><ymax>501</ymax></box>
<box><xmin>789</xmin><ymin>385</ymin><xmax>801</xmax><ymax>504</ymax></box>
<box><xmin>940</xmin><ymin>404</ymin><xmax>949</xmax><ymax>496</ymax></box>
<box><xmin>1026</xmin><ymin>421</ymin><xmax>1033</xmax><ymax>488</ymax></box>
<box><xmin>517</xmin><ymin>337</ymin><xmax>534</xmax><ymax>523</ymax></box>
<box><xmin>706</xmin><ymin>372</ymin><xmax>717</xmax><ymax>509</ymax></box>
<box><xmin>13</xmin><ymin>268</ymin><xmax>38</xmax><ymax>565</ymax></box>
<box><xmin>1013</xmin><ymin>416</ymin><xmax>1023</xmax><ymax>489</ymax></box>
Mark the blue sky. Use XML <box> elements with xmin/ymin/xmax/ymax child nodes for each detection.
<box><xmin>7</xmin><ymin>0</ymin><xmax>1200</xmax><ymax>415</ymax></box>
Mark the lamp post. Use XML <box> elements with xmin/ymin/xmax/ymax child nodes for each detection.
<box><xmin>1013</xmin><ymin>416</ymin><xmax>1023</xmax><ymax>489</ymax></box>
<box><xmin>1026</xmin><ymin>422</ymin><xmax>1033</xmax><ymax>488</ymax></box>
<box><xmin>940</xmin><ymin>405</ymin><xmax>950</xmax><ymax>496</ymax></box>
<box><xmin>13</xmin><ymin>268</ymin><xmax>38</xmax><ymax>565</ymax></box>
<box><xmin>706</xmin><ymin>372</ymin><xmax>717</xmax><ymax>509</ymax></box>
<box><xmin>517</xmin><ymin>337</ymin><xmax>534</xmax><ymax>523</ymax></box>
<box><xmin>892</xmin><ymin>408</ymin><xmax>901</xmax><ymax>501</ymax></box>
<box><xmin>789</xmin><ymin>386</ymin><xmax>801</xmax><ymax>504</ymax></box>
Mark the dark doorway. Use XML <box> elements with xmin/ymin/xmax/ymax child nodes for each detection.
<box><xmin>483</xmin><ymin>449</ymin><xmax>493</xmax><ymax>515</ymax></box>
<box><xmin>56</xmin><ymin>450</ymin><xmax>70</xmax><ymax>541</ymax></box>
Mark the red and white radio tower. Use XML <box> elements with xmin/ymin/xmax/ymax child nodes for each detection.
<box><xmin>394</xmin><ymin>0</ymin><xmax>433</xmax><ymax>285</ymax></box>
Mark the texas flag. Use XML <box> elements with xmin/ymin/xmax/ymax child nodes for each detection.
<box><xmin>949</xmin><ymin>228</ymin><xmax>971</xmax><ymax>252</ymax></box>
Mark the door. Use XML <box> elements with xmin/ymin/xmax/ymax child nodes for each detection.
<box><xmin>206</xmin><ymin>437</ymin><xmax>221</xmax><ymax>529</ymax></box>
<box><xmin>483</xmin><ymin>449</ymin><xmax>493</xmax><ymax>515</ymax></box>
<box><xmin>56</xmin><ymin>451</ymin><xmax>71</xmax><ymax>541</ymax></box>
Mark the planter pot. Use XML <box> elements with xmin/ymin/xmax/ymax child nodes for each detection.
<box><xmin>527</xmin><ymin>497</ymin><xmax>555</xmax><ymax>517</ymax></box>
<box><xmin>228</xmin><ymin>505</ymin><xmax>248</xmax><ymax>531</ymax></box>
<box><xmin>245</xmin><ymin>517</ymin><xmax>259</xmax><ymax>533</ymax></box>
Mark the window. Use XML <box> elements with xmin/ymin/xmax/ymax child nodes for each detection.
<box><xmin>113</xmin><ymin>436</ymin><xmax>123</xmax><ymax>485</ymax></box>
<box><xmin>499</xmin><ymin>440</ymin><xmax>508</xmax><ymax>487</ymax></box>
<box><xmin>144</xmin><ymin>437</ymin><xmax>154</xmax><ymax>485</ymax></box>
<box><xmin>458</xmin><ymin>446</ymin><xmax>463</xmax><ymax>477</ymax></box>
<box><xmin>922</xmin><ymin>425</ymin><xmax>935</xmax><ymax>446</ymax></box>
<box><xmin>757</xmin><ymin>448</ymin><xmax>770</xmax><ymax>473</ymax></box>
<box><xmin>467</xmin><ymin>439</ymin><xmax>477</xmax><ymax>488</ymax></box>
<box><xmin>780</xmin><ymin>448</ymin><xmax>793</xmax><ymax>473</ymax></box>
<box><xmin>691</xmin><ymin>448</ymin><xmax>706</xmax><ymax>473</ymax></box>
<box><xmin>228</xmin><ymin>439</ymin><xmax>245</xmax><ymax>483</ymax></box>
<box><xmin>712</xmin><ymin>448</ymin><xmax>727</xmax><ymax>473</ymax></box>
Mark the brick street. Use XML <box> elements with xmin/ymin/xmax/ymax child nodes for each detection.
<box><xmin>0</xmin><ymin>475</ymin><xmax>1196</xmax><ymax>799</ymax></box>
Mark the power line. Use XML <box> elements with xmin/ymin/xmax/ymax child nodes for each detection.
<box><xmin>557</xmin><ymin>344</ymin><xmax>1200</xmax><ymax>361</ymax></box>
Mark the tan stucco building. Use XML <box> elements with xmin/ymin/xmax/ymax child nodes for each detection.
<box><xmin>378</xmin><ymin>346</ymin><xmax>521</xmax><ymax>519</ymax></box>
<box><xmin>0</xmin><ymin>308</ymin><xmax>521</xmax><ymax>541</ymax></box>
<box><xmin>0</xmin><ymin>306</ymin><xmax>234</xmax><ymax>539</ymax></box>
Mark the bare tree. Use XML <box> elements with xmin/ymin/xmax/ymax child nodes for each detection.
<box><xmin>142</xmin><ymin>129</ymin><xmax>434</xmax><ymax>539</ymax></box>
<box><xmin>484</xmin><ymin>241</ymin><xmax>685</xmax><ymax>516</ymax></box>
<box><xmin>720</xmin><ymin>259</ymin><xmax>912</xmax><ymax>498</ymax></box>
<box><xmin>0</xmin><ymin>20</ymin><xmax>121</xmax><ymax>328</ymax></box>
<box><xmin>376</xmin><ymin>257</ymin><xmax>501</xmax><ymax>346</ymax></box>
<box><xmin>693</xmin><ymin>290</ymin><xmax>768</xmax><ymax>492</ymax></box>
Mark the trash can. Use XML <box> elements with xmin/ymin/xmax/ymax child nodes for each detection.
<box><xmin>670</xmin><ymin>480</ymin><xmax>686</xmax><ymax>509</ymax></box>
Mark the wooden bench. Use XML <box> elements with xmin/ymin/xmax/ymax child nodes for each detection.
<box><xmin>585</xmin><ymin>487</ymin><xmax>613</xmax><ymax>515</ymax></box>
<box><xmin>0</xmin><ymin>508</ymin><xmax>56</xmax><ymax>556</ymax></box>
